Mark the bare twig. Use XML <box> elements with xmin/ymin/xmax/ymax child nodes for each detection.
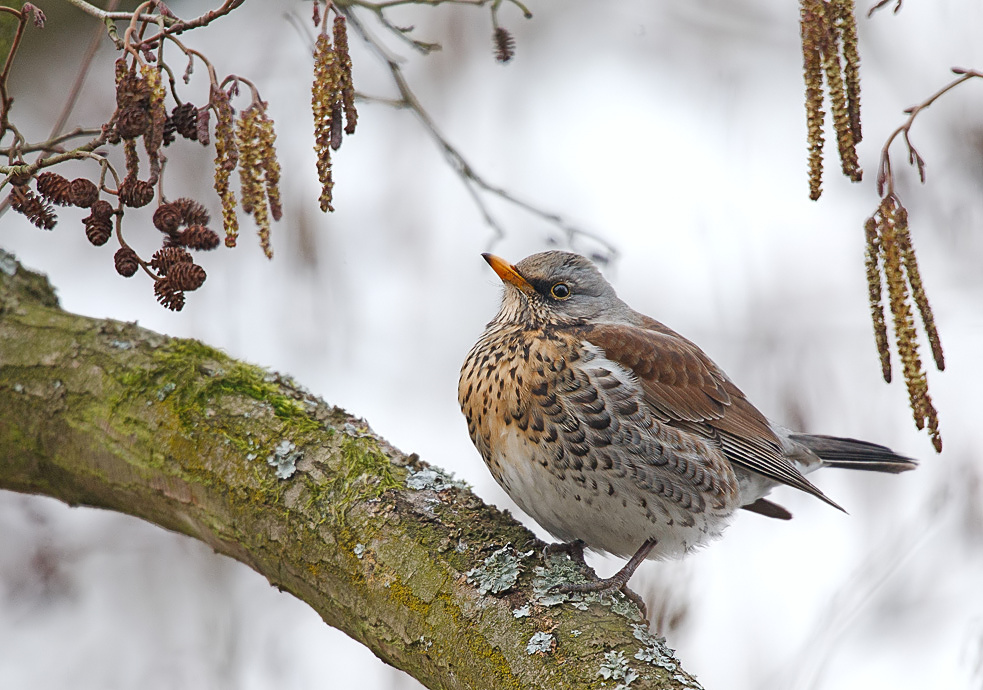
<box><xmin>63</xmin><ymin>0</ymin><xmax>161</xmax><ymax>24</ymax></box>
<box><xmin>0</xmin><ymin>7</ymin><xmax>29</xmax><ymax>140</ymax></box>
<box><xmin>0</xmin><ymin>135</ymin><xmax>108</xmax><ymax>192</ymax></box>
<box><xmin>342</xmin><ymin>8</ymin><xmax>617</xmax><ymax>260</ymax></box>
<box><xmin>867</xmin><ymin>0</ymin><xmax>903</xmax><ymax>18</ymax></box>
<box><xmin>876</xmin><ymin>68</ymin><xmax>983</xmax><ymax>197</ymax></box>
<box><xmin>48</xmin><ymin>0</ymin><xmax>122</xmax><ymax>150</ymax></box>
<box><xmin>18</xmin><ymin>128</ymin><xmax>104</xmax><ymax>154</ymax></box>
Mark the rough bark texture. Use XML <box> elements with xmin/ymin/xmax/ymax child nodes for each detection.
<box><xmin>0</xmin><ymin>251</ymin><xmax>702</xmax><ymax>690</ymax></box>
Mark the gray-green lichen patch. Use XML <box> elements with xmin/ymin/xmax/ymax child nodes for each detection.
<box><xmin>632</xmin><ymin>624</ymin><xmax>702</xmax><ymax>688</ymax></box>
<box><xmin>525</xmin><ymin>631</ymin><xmax>555</xmax><ymax>655</ymax></box>
<box><xmin>268</xmin><ymin>439</ymin><xmax>302</xmax><ymax>479</ymax></box>
<box><xmin>466</xmin><ymin>544</ymin><xmax>531</xmax><ymax>596</ymax></box>
<box><xmin>156</xmin><ymin>381</ymin><xmax>177</xmax><ymax>401</ymax></box>
<box><xmin>530</xmin><ymin>554</ymin><xmax>643</xmax><ymax>619</ymax></box>
<box><xmin>609</xmin><ymin>594</ymin><xmax>643</xmax><ymax>621</ymax></box>
<box><xmin>405</xmin><ymin>467</ymin><xmax>469</xmax><ymax>492</ymax></box>
<box><xmin>597</xmin><ymin>650</ymin><xmax>638</xmax><ymax>688</ymax></box>
<box><xmin>354</xmin><ymin>543</ymin><xmax>365</xmax><ymax>559</ymax></box>
<box><xmin>532</xmin><ymin>553</ymin><xmax>586</xmax><ymax>606</ymax></box>
<box><xmin>512</xmin><ymin>604</ymin><xmax>531</xmax><ymax>618</ymax></box>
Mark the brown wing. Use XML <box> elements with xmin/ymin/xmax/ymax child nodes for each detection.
<box><xmin>584</xmin><ymin>320</ymin><xmax>842</xmax><ymax>510</ymax></box>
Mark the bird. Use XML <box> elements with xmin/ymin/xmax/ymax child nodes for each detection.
<box><xmin>458</xmin><ymin>250</ymin><xmax>916</xmax><ymax>598</ymax></box>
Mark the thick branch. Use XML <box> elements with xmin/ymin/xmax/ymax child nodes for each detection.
<box><xmin>0</xmin><ymin>253</ymin><xmax>700</xmax><ymax>690</ymax></box>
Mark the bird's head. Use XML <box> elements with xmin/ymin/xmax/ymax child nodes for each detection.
<box><xmin>482</xmin><ymin>251</ymin><xmax>632</xmax><ymax>326</ymax></box>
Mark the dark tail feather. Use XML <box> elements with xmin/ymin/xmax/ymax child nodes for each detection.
<box><xmin>790</xmin><ymin>433</ymin><xmax>918</xmax><ymax>474</ymax></box>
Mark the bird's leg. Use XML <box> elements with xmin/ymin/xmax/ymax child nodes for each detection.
<box><xmin>545</xmin><ymin>538</ymin><xmax>587</xmax><ymax>566</ymax></box>
<box><xmin>552</xmin><ymin>538</ymin><xmax>657</xmax><ymax>614</ymax></box>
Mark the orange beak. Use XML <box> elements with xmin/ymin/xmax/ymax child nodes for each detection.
<box><xmin>482</xmin><ymin>253</ymin><xmax>534</xmax><ymax>293</ymax></box>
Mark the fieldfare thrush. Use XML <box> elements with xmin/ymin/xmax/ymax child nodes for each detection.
<box><xmin>459</xmin><ymin>250</ymin><xmax>916</xmax><ymax>598</ymax></box>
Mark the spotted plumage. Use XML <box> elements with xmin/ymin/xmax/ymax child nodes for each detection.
<box><xmin>459</xmin><ymin>251</ymin><xmax>916</xmax><ymax>591</ymax></box>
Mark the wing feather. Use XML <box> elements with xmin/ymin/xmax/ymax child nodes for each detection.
<box><xmin>584</xmin><ymin>320</ymin><xmax>842</xmax><ymax>510</ymax></box>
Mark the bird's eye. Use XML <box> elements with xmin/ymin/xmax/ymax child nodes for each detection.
<box><xmin>550</xmin><ymin>282</ymin><xmax>571</xmax><ymax>299</ymax></box>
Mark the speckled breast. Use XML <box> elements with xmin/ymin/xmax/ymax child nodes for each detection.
<box><xmin>459</xmin><ymin>323</ymin><xmax>740</xmax><ymax>559</ymax></box>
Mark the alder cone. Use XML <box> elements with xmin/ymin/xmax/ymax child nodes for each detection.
<box><xmin>153</xmin><ymin>203</ymin><xmax>182</xmax><ymax>234</ymax></box>
<box><xmin>154</xmin><ymin>277</ymin><xmax>185</xmax><ymax>311</ymax></box>
<box><xmin>179</xmin><ymin>225</ymin><xmax>220</xmax><ymax>250</ymax></box>
<box><xmin>114</xmin><ymin>247</ymin><xmax>140</xmax><ymax>277</ymax></box>
<box><xmin>167</xmin><ymin>261</ymin><xmax>206</xmax><ymax>291</ymax></box>
<box><xmin>69</xmin><ymin>178</ymin><xmax>100</xmax><ymax>208</ymax></box>
<box><xmin>149</xmin><ymin>246</ymin><xmax>192</xmax><ymax>275</ymax></box>
<box><xmin>119</xmin><ymin>178</ymin><xmax>154</xmax><ymax>208</ymax></box>
<box><xmin>171</xmin><ymin>103</ymin><xmax>199</xmax><ymax>140</ymax></box>
<box><xmin>36</xmin><ymin>172</ymin><xmax>73</xmax><ymax>206</ymax></box>
<box><xmin>84</xmin><ymin>220</ymin><xmax>112</xmax><ymax>246</ymax></box>
<box><xmin>117</xmin><ymin>106</ymin><xmax>150</xmax><ymax>139</ymax></box>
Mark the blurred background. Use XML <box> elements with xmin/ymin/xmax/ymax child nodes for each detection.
<box><xmin>2</xmin><ymin>0</ymin><xmax>982</xmax><ymax>688</ymax></box>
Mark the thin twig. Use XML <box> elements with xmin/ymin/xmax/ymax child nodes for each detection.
<box><xmin>343</xmin><ymin>8</ymin><xmax>617</xmax><ymax>259</ymax></box>
<box><xmin>134</xmin><ymin>0</ymin><xmax>247</xmax><ymax>49</ymax></box>
<box><xmin>48</xmin><ymin>0</ymin><xmax>122</xmax><ymax>146</ymax></box>
<box><xmin>63</xmin><ymin>0</ymin><xmax>161</xmax><ymax>24</ymax></box>
<box><xmin>18</xmin><ymin>128</ymin><xmax>104</xmax><ymax>154</ymax></box>
<box><xmin>866</xmin><ymin>0</ymin><xmax>903</xmax><ymax>18</ymax></box>
<box><xmin>0</xmin><ymin>8</ymin><xmax>29</xmax><ymax>139</ymax></box>
<box><xmin>877</xmin><ymin>68</ymin><xmax>983</xmax><ymax>196</ymax></box>
<box><xmin>0</xmin><ymin>133</ymin><xmax>108</xmax><ymax>193</ymax></box>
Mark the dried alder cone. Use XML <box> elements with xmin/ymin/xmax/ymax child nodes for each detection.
<box><xmin>9</xmin><ymin>185</ymin><xmax>56</xmax><ymax>230</ymax></box>
<box><xmin>799</xmin><ymin>0</ymin><xmax>862</xmax><ymax>200</ymax></box>
<box><xmin>864</xmin><ymin>196</ymin><xmax>943</xmax><ymax>452</ymax></box>
<box><xmin>114</xmin><ymin>247</ymin><xmax>140</xmax><ymax>278</ymax></box>
<box><xmin>83</xmin><ymin>201</ymin><xmax>114</xmax><ymax>246</ymax></box>
<box><xmin>7</xmin><ymin>9</ymin><xmax>285</xmax><ymax>313</ymax></box>
<box><xmin>493</xmin><ymin>27</ymin><xmax>516</xmax><ymax>63</ymax></box>
<box><xmin>312</xmin><ymin>11</ymin><xmax>358</xmax><ymax>213</ymax></box>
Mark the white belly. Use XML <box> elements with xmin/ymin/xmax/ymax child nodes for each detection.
<box><xmin>491</xmin><ymin>427</ymin><xmax>732</xmax><ymax>560</ymax></box>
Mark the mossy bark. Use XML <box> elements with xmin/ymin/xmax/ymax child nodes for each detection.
<box><xmin>0</xmin><ymin>253</ymin><xmax>701</xmax><ymax>690</ymax></box>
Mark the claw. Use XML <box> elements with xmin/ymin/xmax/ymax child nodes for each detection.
<box><xmin>550</xmin><ymin>538</ymin><xmax>657</xmax><ymax>619</ymax></box>
<box><xmin>544</xmin><ymin>538</ymin><xmax>587</xmax><ymax>565</ymax></box>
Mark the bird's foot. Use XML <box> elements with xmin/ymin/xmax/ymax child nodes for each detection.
<box><xmin>544</xmin><ymin>538</ymin><xmax>587</xmax><ymax>566</ymax></box>
<box><xmin>550</xmin><ymin>538</ymin><xmax>657</xmax><ymax>618</ymax></box>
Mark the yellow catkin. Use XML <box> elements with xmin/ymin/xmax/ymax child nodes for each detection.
<box><xmin>211</xmin><ymin>85</ymin><xmax>239</xmax><ymax>246</ymax></box>
<box><xmin>863</xmin><ymin>216</ymin><xmax>891</xmax><ymax>382</ymax></box>
<box><xmin>895</xmin><ymin>210</ymin><xmax>944</xmax><ymax>371</ymax></box>
<box><xmin>800</xmin><ymin>0</ymin><xmax>826</xmax><ymax>200</ymax></box>
<box><xmin>833</xmin><ymin>0</ymin><xmax>862</xmax><ymax>142</ymax></box>
<box><xmin>236</xmin><ymin>104</ymin><xmax>275</xmax><ymax>259</ymax></box>
<box><xmin>140</xmin><ymin>64</ymin><xmax>168</xmax><ymax>184</ymax></box>
<box><xmin>312</xmin><ymin>33</ymin><xmax>340</xmax><ymax>212</ymax></box>
<box><xmin>874</xmin><ymin>197</ymin><xmax>942</xmax><ymax>451</ymax></box>
<box><xmin>819</xmin><ymin>6</ymin><xmax>861</xmax><ymax>181</ymax></box>
<box><xmin>257</xmin><ymin>112</ymin><xmax>283</xmax><ymax>223</ymax></box>
<box><xmin>333</xmin><ymin>15</ymin><xmax>358</xmax><ymax>136</ymax></box>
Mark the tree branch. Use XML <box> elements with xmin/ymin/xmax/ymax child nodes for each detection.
<box><xmin>0</xmin><ymin>253</ymin><xmax>700</xmax><ymax>690</ymax></box>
